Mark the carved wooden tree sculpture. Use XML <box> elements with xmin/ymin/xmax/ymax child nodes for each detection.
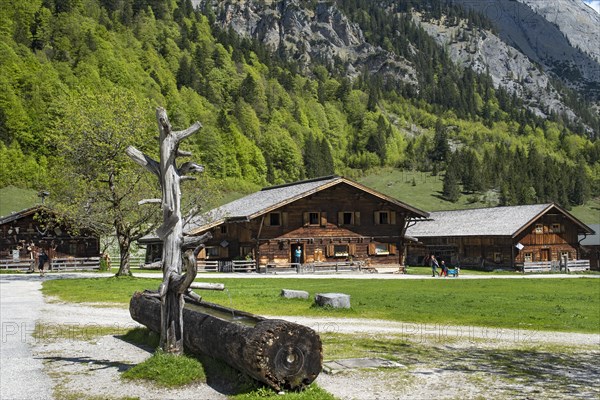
<box><xmin>126</xmin><ymin>107</ymin><xmax>210</xmax><ymax>354</ymax></box>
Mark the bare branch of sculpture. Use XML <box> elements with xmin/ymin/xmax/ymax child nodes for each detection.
<box><xmin>127</xmin><ymin>107</ymin><xmax>209</xmax><ymax>354</ymax></box>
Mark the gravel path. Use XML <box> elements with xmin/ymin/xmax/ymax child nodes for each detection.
<box><xmin>0</xmin><ymin>279</ymin><xmax>53</xmax><ymax>400</ymax></box>
<box><xmin>1</xmin><ymin>273</ymin><xmax>599</xmax><ymax>400</ymax></box>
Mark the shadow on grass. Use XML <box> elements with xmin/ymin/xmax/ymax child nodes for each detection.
<box><xmin>118</xmin><ymin>327</ymin><xmax>263</xmax><ymax>396</ymax></box>
<box><xmin>406</xmin><ymin>345</ymin><xmax>600</xmax><ymax>398</ymax></box>
<box><xmin>326</xmin><ymin>333</ymin><xmax>599</xmax><ymax>398</ymax></box>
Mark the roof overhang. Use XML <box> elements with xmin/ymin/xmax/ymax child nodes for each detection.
<box><xmin>0</xmin><ymin>205</ymin><xmax>47</xmax><ymax>226</ymax></box>
<box><xmin>186</xmin><ymin>176</ymin><xmax>429</xmax><ymax>236</ymax></box>
<box><xmin>511</xmin><ymin>203</ymin><xmax>595</xmax><ymax>238</ymax></box>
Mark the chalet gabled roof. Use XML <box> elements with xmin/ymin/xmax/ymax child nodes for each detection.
<box><xmin>0</xmin><ymin>205</ymin><xmax>46</xmax><ymax>226</ymax></box>
<box><xmin>182</xmin><ymin>175</ymin><xmax>428</xmax><ymax>236</ymax></box>
<box><xmin>405</xmin><ymin>203</ymin><xmax>594</xmax><ymax>238</ymax></box>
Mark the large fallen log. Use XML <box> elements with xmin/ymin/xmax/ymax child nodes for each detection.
<box><xmin>129</xmin><ymin>291</ymin><xmax>322</xmax><ymax>392</ymax></box>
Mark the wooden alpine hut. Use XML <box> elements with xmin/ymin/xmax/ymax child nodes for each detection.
<box><xmin>140</xmin><ymin>176</ymin><xmax>429</xmax><ymax>273</ymax></box>
<box><xmin>406</xmin><ymin>203</ymin><xmax>594</xmax><ymax>271</ymax></box>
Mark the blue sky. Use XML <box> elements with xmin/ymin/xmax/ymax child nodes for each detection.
<box><xmin>584</xmin><ymin>0</ymin><xmax>600</xmax><ymax>13</ymax></box>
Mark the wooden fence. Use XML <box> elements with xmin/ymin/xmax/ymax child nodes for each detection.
<box><xmin>0</xmin><ymin>257</ymin><xmax>100</xmax><ymax>271</ymax></box>
<box><xmin>261</xmin><ymin>261</ymin><xmax>366</xmax><ymax>274</ymax></box>
<box><xmin>0</xmin><ymin>259</ymin><xmax>33</xmax><ymax>270</ymax></box>
<box><xmin>520</xmin><ymin>259</ymin><xmax>590</xmax><ymax>274</ymax></box>
<box><xmin>566</xmin><ymin>259</ymin><xmax>590</xmax><ymax>273</ymax></box>
<box><xmin>196</xmin><ymin>260</ymin><xmax>256</xmax><ymax>273</ymax></box>
<box><xmin>194</xmin><ymin>260</ymin><xmax>367</xmax><ymax>274</ymax></box>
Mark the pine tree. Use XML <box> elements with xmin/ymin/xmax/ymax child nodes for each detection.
<box><xmin>304</xmin><ymin>133</ymin><xmax>320</xmax><ymax>178</ymax></box>
<box><xmin>500</xmin><ymin>181</ymin><xmax>519</xmax><ymax>206</ymax></box>
<box><xmin>443</xmin><ymin>154</ymin><xmax>461</xmax><ymax>202</ymax></box>
<box><xmin>318</xmin><ymin>137</ymin><xmax>335</xmax><ymax>176</ymax></box>
<box><xmin>461</xmin><ymin>149</ymin><xmax>483</xmax><ymax>193</ymax></box>
<box><xmin>431</xmin><ymin>118</ymin><xmax>450</xmax><ymax>163</ymax></box>
<box><xmin>569</xmin><ymin>160</ymin><xmax>590</xmax><ymax>206</ymax></box>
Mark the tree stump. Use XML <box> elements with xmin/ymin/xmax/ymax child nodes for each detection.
<box><xmin>130</xmin><ymin>291</ymin><xmax>322</xmax><ymax>392</ymax></box>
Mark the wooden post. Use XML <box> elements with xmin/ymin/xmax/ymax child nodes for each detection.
<box><xmin>126</xmin><ymin>107</ymin><xmax>209</xmax><ymax>354</ymax></box>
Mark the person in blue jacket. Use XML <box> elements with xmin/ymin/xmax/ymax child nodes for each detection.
<box><xmin>293</xmin><ymin>246</ymin><xmax>302</xmax><ymax>264</ymax></box>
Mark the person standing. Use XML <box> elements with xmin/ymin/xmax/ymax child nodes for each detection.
<box><xmin>293</xmin><ymin>246</ymin><xmax>302</xmax><ymax>264</ymax></box>
<box><xmin>440</xmin><ymin>260</ymin><xmax>448</xmax><ymax>277</ymax></box>
<box><xmin>26</xmin><ymin>243</ymin><xmax>36</xmax><ymax>273</ymax></box>
<box><xmin>429</xmin><ymin>254</ymin><xmax>439</xmax><ymax>277</ymax></box>
<box><xmin>38</xmin><ymin>248</ymin><xmax>49</xmax><ymax>277</ymax></box>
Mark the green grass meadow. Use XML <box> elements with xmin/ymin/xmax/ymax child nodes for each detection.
<box><xmin>358</xmin><ymin>168</ymin><xmax>600</xmax><ymax>223</ymax></box>
<box><xmin>0</xmin><ymin>186</ymin><xmax>39</xmax><ymax>216</ymax></box>
<box><xmin>42</xmin><ymin>276</ymin><xmax>600</xmax><ymax>333</ymax></box>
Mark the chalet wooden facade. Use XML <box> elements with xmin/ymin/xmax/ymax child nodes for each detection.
<box><xmin>405</xmin><ymin>204</ymin><xmax>594</xmax><ymax>270</ymax></box>
<box><xmin>140</xmin><ymin>176</ymin><xmax>429</xmax><ymax>271</ymax></box>
<box><xmin>0</xmin><ymin>206</ymin><xmax>100</xmax><ymax>269</ymax></box>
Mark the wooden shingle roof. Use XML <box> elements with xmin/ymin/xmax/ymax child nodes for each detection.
<box><xmin>406</xmin><ymin>203</ymin><xmax>594</xmax><ymax>238</ymax></box>
<box><xmin>183</xmin><ymin>175</ymin><xmax>428</xmax><ymax>236</ymax></box>
<box><xmin>0</xmin><ymin>205</ymin><xmax>46</xmax><ymax>225</ymax></box>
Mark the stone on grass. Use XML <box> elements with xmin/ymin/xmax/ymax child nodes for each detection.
<box><xmin>280</xmin><ymin>289</ymin><xmax>309</xmax><ymax>299</ymax></box>
<box><xmin>314</xmin><ymin>293</ymin><xmax>351</xmax><ymax>309</ymax></box>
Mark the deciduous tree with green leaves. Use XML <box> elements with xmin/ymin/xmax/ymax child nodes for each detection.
<box><xmin>49</xmin><ymin>88</ymin><xmax>161</xmax><ymax>276</ymax></box>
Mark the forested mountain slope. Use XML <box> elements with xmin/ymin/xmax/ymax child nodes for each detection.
<box><xmin>0</xmin><ymin>0</ymin><xmax>598</xmax><ymax>212</ymax></box>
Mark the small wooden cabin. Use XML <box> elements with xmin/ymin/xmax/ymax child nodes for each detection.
<box><xmin>406</xmin><ymin>203</ymin><xmax>594</xmax><ymax>270</ymax></box>
<box><xmin>0</xmin><ymin>206</ymin><xmax>100</xmax><ymax>269</ymax></box>
<box><xmin>140</xmin><ymin>176</ymin><xmax>429</xmax><ymax>272</ymax></box>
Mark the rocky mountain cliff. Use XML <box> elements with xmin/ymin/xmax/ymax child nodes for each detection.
<box><xmin>417</xmin><ymin>16</ymin><xmax>570</xmax><ymax>119</ymax></box>
<box><xmin>195</xmin><ymin>0</ymin><xmax>598</xmax><ymax>129</ymax></box>
<box><xmin>451</xmin><ymin>0</ymin><xmax>599</xmax><ymax>101</ymax></box>
<box><xmin>518</xmin><ymin>0</ymin><xmax>600</xmax><ymax>63</ymax></box>
<box><xmin>212</xmin><ymin>1</ymin><xmax>418</xmax><ymax>85</ymax></box>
